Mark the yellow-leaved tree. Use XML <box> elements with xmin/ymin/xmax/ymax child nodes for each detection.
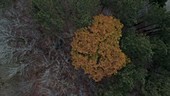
<box><xmin>71</xmin><ymin>14</ymin><xmax>129</xmax><ymax>82</ymax></box>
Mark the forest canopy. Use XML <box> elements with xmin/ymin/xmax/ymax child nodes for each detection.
<box><xmin>0</xmin><ymin>0</ymin><xmax>170</xmax><ymax>96</ymax></box>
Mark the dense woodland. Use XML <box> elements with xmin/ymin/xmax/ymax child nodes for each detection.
<box><xmin>0</xmin><ymin>0</ymin><xmax>170</xmax><ymax>96</ymax></box>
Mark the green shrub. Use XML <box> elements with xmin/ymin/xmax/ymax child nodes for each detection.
<box><xmin>32</xmin><ymin>0</ymin><xmax>64</xmax><ymax>32</ymax></box>
<box><xmin>72</xmin><ymin>0</ymin><xmax>100</xmax><ymax>27</ymax></box>
<box><xmin>32</xmin><ymin>0</ymin><xmax>100</xmax><ymax>34</ymax></box>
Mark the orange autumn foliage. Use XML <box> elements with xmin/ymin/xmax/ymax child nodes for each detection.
<box><xmin>71</xmin><ymin>14</ymin><xmax>129</xmax><ymax>82</ymax></box>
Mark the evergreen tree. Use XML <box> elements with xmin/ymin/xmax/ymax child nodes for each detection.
<box><xmin>144</xmin><ymin>67</ymin><xmax>170</xmax><ymax>96</ymax></box>
<box><xmin>101</xmin><ymin>0</ymin><xmax>146</xmax><ymax>27</ymax></box>
<box><xmin>121</xmin><ymin>29</ymin><xmax>153</xmax><ymax>66</ymax></box>
<box><xmin>0</xmin><ymin>0</ymin><xmax>11</xmax><ymax>8</ymax></box>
